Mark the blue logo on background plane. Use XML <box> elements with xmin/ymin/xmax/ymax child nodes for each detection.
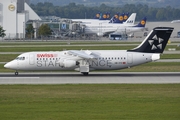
<box><xmin>94</xmin><ymin>13</ymin><xmax>100</xmax><ymax>19</ymax></box>
<box><xmin>99</xmin><ymin>12</ymin><xmax>110</xmax><ymax>20</ymax></box>
<box><xmin>135</xmin><ymin>17</ymin><xmax>147</xmax><ymax>27</ymax></box>
<box><xmin>141</xmin><ymin>20</ymin><xmax>146</xmax><ymax>25</ymax></box>
<box><xmin>123</xmin><ymin>13</ymin><xmax>129</xmax><ymax>22</ymax></box>
<box><xmin>119</xmin><ymin>14</ymin><xmax>124</xmax><ymax>22</ymax></box>
<box><xmin>106</xmin><ymin>12</ymin><xmax>110</xmax><ymax>19</ymax></box>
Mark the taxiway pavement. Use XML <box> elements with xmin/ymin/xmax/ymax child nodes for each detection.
<box><xmin>0</xmin><ymin>72</ymin><xmax>180</xmax><ymax>84</ymax></box>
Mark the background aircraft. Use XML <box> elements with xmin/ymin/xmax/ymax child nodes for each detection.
<box><xmin>4</xmin><ymin>27</ymin><xmax>173</xmax><ymax>75</ymax></box>
<box><xmin>110</xmin><ymin>17</ymin><xmax>147</xmax><ymax>36</ymax></box>
<box><xmin>72</xmin><ymin>13</ymin><xmax>135</xmax><ymax>25</ymax></box>
<box><xmin>83</xmin><ymin>13</ymin><xmax>146</xmax><ymax>37</ymax></box>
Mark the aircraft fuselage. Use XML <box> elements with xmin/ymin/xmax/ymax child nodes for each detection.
<box><xmin>5</xmin><ymin>50</ymin><xmax>159</xmax><ymax>71</ymax></box>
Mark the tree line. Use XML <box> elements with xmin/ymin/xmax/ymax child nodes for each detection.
<box><xmin>30</xmin><ymin>2</ymin><xmax>180</xmax><ymax>21</ymax></box>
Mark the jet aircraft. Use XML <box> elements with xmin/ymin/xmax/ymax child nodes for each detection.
<box><xmin>4</xmin><ymin>27</ymin><xmax>173</xmax><ymax>75</ymax></box>
<box><xmin>72</xmin><ymin>13</ymin><xmax>136</xmax><ymax>26</ymax></box>
<box><xmin>84</xmin><ymin>14</ymin><xmax>146</xmax><ymax>37</ymax></box>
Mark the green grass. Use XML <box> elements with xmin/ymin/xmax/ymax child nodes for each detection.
<box><xmin>0</xmin><ymin>84</ymin><xmax>180</xmax><ymax>120</ymax></box>
<box><xmin>0</xmin><ymin>41</ymin><xmax>141</xmax><ymax>45</ymax></box>
<box><xmin>120</xmin><ymin>62</ymin><xmax>180</xmax><ymax>72</ymax></box>
<box><xmin>0</xmin><ymin>41</ymin><xmax>180</xmax><ymax>52</ymax></box>
<box><xmin>161</xmin><ymin>54</ymin><xmax>180</xmax><ymax>59</ymax></box>
<box><xmin>0</xmin><ymin>54</ymin><xmax>19</xmax><ymax>62</ymax></box>
<box><xmin>0</xmin><ymin>46</ymin><xmax>137</xmax><ymax>52</ymax></box>
<box><xmin>0</xmin><ymin>45</ymin><xmax>180</xmax><ymax>52</ymax></box>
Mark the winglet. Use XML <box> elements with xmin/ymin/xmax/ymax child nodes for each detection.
<box><xmin>128</xmin><ymin>27</ymin><xmax>174</xmax><ymax>53</ymax></box>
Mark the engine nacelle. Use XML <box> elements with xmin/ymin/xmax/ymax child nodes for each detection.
<box><xmin>97</xmin><ymin>32</ymin><xmax>104</xmax><ymax>37</ymax></box>
<box><xmin>60</xmin><ymin>60</ymin><xmax>77</xmax><ymax>68</ymax></box>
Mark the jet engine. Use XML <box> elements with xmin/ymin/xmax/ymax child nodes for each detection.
<box><xmin>97</xmin><ymin>32</ymin><xmax>104</xmax><ymax>37</ymax></box>
<box><xmin>60</xmin><ymin>60</ymin><xmax>78</xmax><ymax>68</ymax></box>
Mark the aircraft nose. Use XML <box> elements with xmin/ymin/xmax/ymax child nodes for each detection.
<box><xmin>4</xmin><ymin>62</ymin><xmax>11</xmax><ymax>69</ymax></box>
<box><xmin>4</xmin><ymin>61</ymin><xmax>17</xmax><ymax>70</ymax></box>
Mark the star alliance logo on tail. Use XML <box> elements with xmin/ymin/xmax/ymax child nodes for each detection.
<box><xmin>148</xmin><ymin>38</ymin><xmax>164</xmax><ymax>50</ymax></box>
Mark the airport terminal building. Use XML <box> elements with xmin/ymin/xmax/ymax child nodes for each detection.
<box><xmin>0</xmin><ymin>0</ymin><xmax>179</xmax><ymax>40</ymax></box>
<box><xmin>0</xmin><ymin>0</ymin><xmax>41</xmax><ymax>39</ymax></box>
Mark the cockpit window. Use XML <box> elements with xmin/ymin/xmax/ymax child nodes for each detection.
<box><xmin>15</xmin><ymin>57</ymin><xmax>25</xmax><ymax>60</ymax></box>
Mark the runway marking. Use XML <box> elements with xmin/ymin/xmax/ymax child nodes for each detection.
<box><xmin>1</xmin><ymin>77</ymin><xmax>39</xmax><ymax>79</ymax></box>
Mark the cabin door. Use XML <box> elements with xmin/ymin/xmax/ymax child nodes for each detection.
<box><xmin>29</xmin><ymin>54</ymin><xmax>35</xmax><ymax>65</ymax></box>
<box><xmin>127</xmin><ymin>53</ymin><xmax>133</xmax><ymax>64</ymax></box>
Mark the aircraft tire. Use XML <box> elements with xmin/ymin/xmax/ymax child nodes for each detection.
<box><xmin>15</xmin><ymin>71</ymin><xmax>18</xmax><ymax>76</ymax></box>
<box><xmin>82</xmin><ymin>72</ymin><xmax>89</xmax><ymax>76</ymax></box>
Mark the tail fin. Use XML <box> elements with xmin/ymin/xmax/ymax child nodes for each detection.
<box><xmin>109</xmin><ymin>13</ymin><xmax>123</xmax><ymax>23</ymax></box>
<box><xmin>123</xmin><ymin>13</ymin><xmax>129</xmax><ymax>22</ymax></box>
<box><xmin>134</xmin><ymin>17</ymin><xmax>147</xmax><ymax>27</ymax></box>
<box><xmin>94</xmin><ymin>12</ymin><xmax>100</xmax><ymax>19</ymax></box>
<box><xmin>99</xmin><ymin>12</ymin><xmax>110</xmax><ymax>20</ymax></box>
<box><xmin>123</xmin><ymin>13</ymin><xmax>136</xmax><ymax>25</ymax></box>
<box><xmin>106</xmin><ymin>12</ymin><xmax>110</xmax><ymax>19</ymax></box>
<box><xmin>114</xmin><ymin>13</ymin><xmax>124</xmax><ymax>23</ymax></box>
<box><xmin>128</xmin><ymin>27</ymin><xmax>174</xmax><ymax>53</ymax></box>
<box><xmin>118</xmin><ymin>13</ymin><xmax>124</xmax><ymax>23</ymax></box>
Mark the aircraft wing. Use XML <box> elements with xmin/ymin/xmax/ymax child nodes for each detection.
<box><xmin>103</xmin><ymin>31</ymin><xmax>116</xmax><ymax>36</ymax></box>
<box><xmin>68</xmin><ymin>50</ymin><xmax>100</xmax><ymax>59</ymax></box>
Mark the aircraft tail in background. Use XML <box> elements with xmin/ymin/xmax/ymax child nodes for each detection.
<box><xmin>99</xmin><ymin>12</ymin><xmax>111</xmax><ymax>20</ymax></box>
<box><xmin>94</xmin><ymin>13</ymin><xmax>100</xmax><ymax>19</ymax></box>
<box><xmin>128</xmin><ymin>27</ymin><xmax>174</xmax><ymax>53</ymax></box>
<box><xmin>109</xmin><ymin>13</ymin><xmax>130</xmax><ymax>23</ymax></box>
<box><xmin>122</xmin><ymin>13</ymin><xmax>136</xmax><ymax>25</ymax></box>
<box><xmin>134</xmin><ymin>17</ymin><xmax>147</xmax><ymax>27</ymax></box>
<box><xmin>123</xmin><ymin>13</ymin><xmax>129</xmax><ymax>22</ymax></box>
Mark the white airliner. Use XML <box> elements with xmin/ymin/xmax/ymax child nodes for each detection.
<box><xmin>72</xmin><ymin>13</ymin><xmax>137</xmax><ymax>36</ymax></box>
<box><xmin>171</xmin><ymin>20</ymin><xmax>180</xmax><ymax>23</ymax></box>
<box><xmin>80</xmin><ymin>13</ymin><xmax>146</xmax><ymax>37</ymax></box>
<box><xmin>72</xmin><ymin>13</ymin><xmax>136</xmax><ymax>25</ymax></box>
<box><xmin>4</xmin><ymin>27</ymin><xmax>173</xmax><ymax>75</ymax></box>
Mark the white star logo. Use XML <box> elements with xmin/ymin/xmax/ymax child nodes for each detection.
<box><xmin>148</xmin><ymin>37</ymin><xmax>164</xmax><ymax>50</ymax></box>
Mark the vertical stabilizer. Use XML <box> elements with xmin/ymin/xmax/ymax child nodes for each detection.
<box><xmin>128</xmin><ymin>27</ymin><xmax>174</xmax><ymax>53</ymax></box>
<box><xmin>134</xmin><ymin>17</ymin><xmax>147</xmax><ymax>27</ymax></box>
<box><xmin>123</xmin><ymin>13</ymin><xmax>136</xmax><ymax>25</ymax></box>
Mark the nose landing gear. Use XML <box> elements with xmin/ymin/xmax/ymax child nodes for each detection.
<box><xmin>15</xmin><ymin>71</ymin><xmax>19</xmax><ymax>76</ymax></box>
<box><xmin>81</xmin><ymin>72</ymin><xmax>89</xmax><ymax>76</ymax></box>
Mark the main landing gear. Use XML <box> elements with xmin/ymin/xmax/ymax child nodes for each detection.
<box><xmin>81</xmin><ymin>72</ymin><xmax>89</xmax><ymax>76</ymax></box>
<box><xmin>15</xmin><ymin>71</ymin><xmax>19</xmax><ymax>76</ymax></box>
